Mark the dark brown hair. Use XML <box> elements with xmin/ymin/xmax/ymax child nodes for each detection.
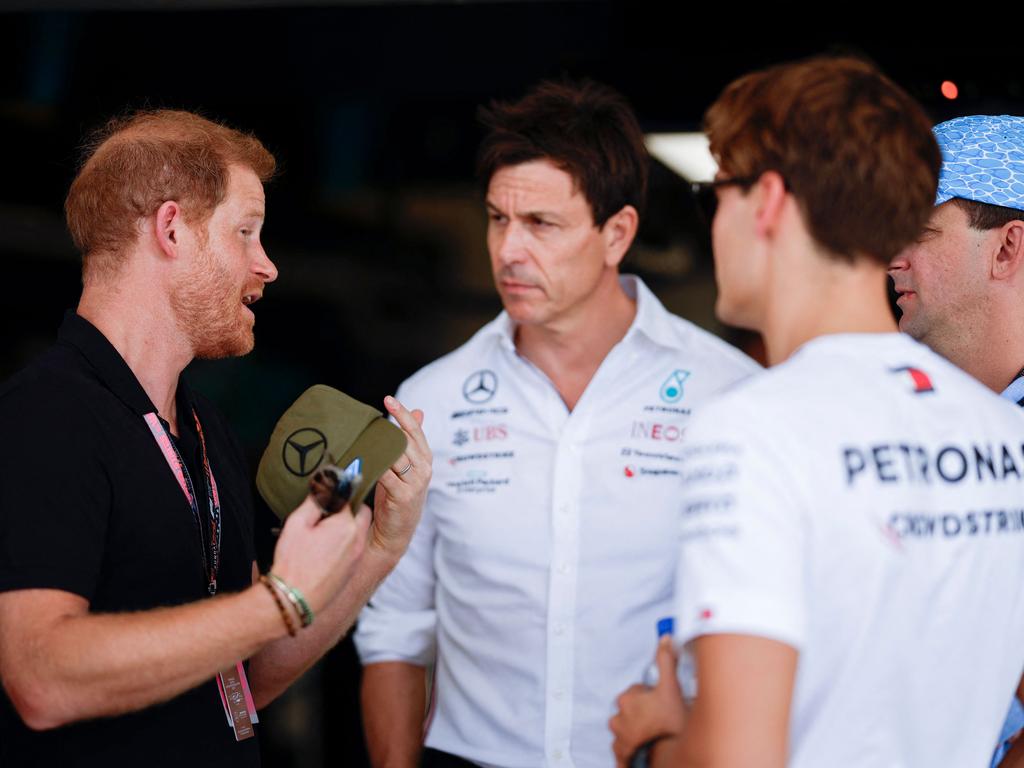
<box><xmin>705</xmin><ymin>55</ymin><xmax>941</xmax><ymax>265</ymax></box>
<box><xmin>476</xmin><ymin>79</ymin><xmax>648</xmax><ymax>227</ymax></box>
<box><xmin>66</xmin><ymin>109</ymin><xmax>276</xmax><ymax>281</ymax></box>
<box><xmin>952</xmin><ymin>198</ymin><xmax>1024</xmax><ymax>230</ymax></box>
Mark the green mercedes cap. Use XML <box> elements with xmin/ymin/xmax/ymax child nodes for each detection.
<box><xmin>257</xmin><ymin>385</ymin><xmax>407</xmax><ymax>520</ymax></box>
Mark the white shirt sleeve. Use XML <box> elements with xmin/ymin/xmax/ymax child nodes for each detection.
<box><xmin>353</xmin><ymin>383</ymin><xmax>440</xmax><ymax>667</ymax></box>
<box><xmin>675</xmin><ymin>399</ymin><xmax>808</xmax><ymax>652</ymax></box>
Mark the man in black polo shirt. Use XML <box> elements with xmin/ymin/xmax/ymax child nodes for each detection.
<box><xmin>0</xmin><ymin>110</ymin><xmax>432</xmax><ymax>766</ymax></box>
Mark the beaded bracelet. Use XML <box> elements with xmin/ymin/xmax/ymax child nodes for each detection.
<box><xmin>259</xmin><ymin>575</ymin><xmax>297</xmax><ymax>637</ymax></box>
<box><xmin>267</xmin><ymin>572</ymin><xmax>315</xmax><ymax>628</ymax></box>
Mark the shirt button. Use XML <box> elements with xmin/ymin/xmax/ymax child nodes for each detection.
<box><xmin>553</xmin><ymin>750</ymin><xmax>564</xmax><ymax>761</ymax></box>
<box><xmin>553</xmin><ymin>689</ymin><xmax>565</xmax><ymax>700</ymax></box>
<box><xmin>557</xmin><ymin>563</ymin><xmax>570</xmax><ymax>574</ymax></box>
<box><xmin>558</xmin><ymin>503</ymin><xmax>570</xmax><ymax>515</ymax></box>
<box><xmin>554</xmin><ymin>624</ymin><xmax>565</xmax><ymax>636</ymax></box>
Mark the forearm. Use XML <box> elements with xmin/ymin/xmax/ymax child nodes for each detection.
<box><xmin>3</xmin><ymin>585</ymin><xmax>285</xmax><ymax>730</ymax></box>
<box><xmin>362</xmin><ymin>660</ymin><xmax>427</xmax><ymax>768</ymax></box>
<box><xmin>249</xmin><ymin>543</ymin><xmax>401</xmax><ymax>709</ymax></box>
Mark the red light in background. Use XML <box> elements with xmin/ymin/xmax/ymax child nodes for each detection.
<box><xmin>941</xmin><ymin>81</ymin><xmax>959</xmax><ymax>100</ymax></box>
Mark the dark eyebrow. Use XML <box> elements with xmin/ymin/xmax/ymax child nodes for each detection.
<box><xmin>485</xmin><ymin>200</ymin><xmax>566</xmax><ymax>225</ymax></box>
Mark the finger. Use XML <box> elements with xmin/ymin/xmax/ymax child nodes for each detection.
<box><xmin>384</xmin><ymin>395</ymin><xmax>430</xmax><ymax>455</ymax></box>
<box><xmin>375</xmin><ymin>464</ymin><xmax>403</xmax><ymax>498</ymax></box>
<box><xmin>412</xmin><ymin>408</ymin><xmax>424</xmax><ymax>427</ymax></box>
<box><xmin>313</xmin><ymin>501</ymin><xmax>370</xmax><ymax>541</ymax></box>
<box><xmin>390</xmin><ymin>452</ymin><xmax>414</xmax><ymax>479</ymax></box>
<box><xmin>609</xmin><ymin>713</ymin><xmax>621</xmax><ymax>736</ymax></box>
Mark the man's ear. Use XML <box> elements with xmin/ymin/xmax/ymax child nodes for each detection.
<box><xmin>992</xmin><ymin>219</ymin><xmax>1024</xmax><ymax>281</ymax></box>
<box><xmin>753</xmin><ymin>171</ymin><xmax>788</xmax><ymax>238</ymax></box>
<box><xmin>602</xmin><ymin>204</ymin><xmax>640</xmax><ymax>268</ymax></box>
<box><xmin>153</xmin><ymin>200</ymin><xmax>184</xmax><ymax>260</ymax></box>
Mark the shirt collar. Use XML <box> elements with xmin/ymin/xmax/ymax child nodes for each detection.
<box><xmin>1001</xmin><ymin>375</ymin><xmax>1024</xmax><ymax>406</ymax></box>
<box><xmin>483</xmin><ymin>274</ymin><xmax>681</xmax><ymax>353</ymax></box>
<box><xmin>57</xmin><ymin>310</ymin><xmax>196</xmax><ymax>419</ymax></box>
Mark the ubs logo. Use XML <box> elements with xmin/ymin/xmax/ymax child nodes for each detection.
<box><xmin>282</xmin><ymin>428</ymin><xmax>328</xmax><ymax>477</ymax></box>
<box><xmin>453</xmin><ymin>425</ymin><xmax>507</xmax><ymax>447</ymax></box>
<box><xmin>463</xmin><ymin>370</ymin><xmax>498</xmax><ymax>404</ymax></box>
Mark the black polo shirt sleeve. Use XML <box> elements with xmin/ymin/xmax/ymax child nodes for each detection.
<box><xmin>0</xmin><ymin>370</ymin><xmax>112</xmax><ymax>600</ymax></box>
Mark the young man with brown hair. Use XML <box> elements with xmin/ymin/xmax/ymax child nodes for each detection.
<box><xmin>355</xmin><ymin>80</ymin><xmax>759</xmax><ymax>768</ymax></box>
<box><xmin>610</xmin><ymin>58</ymin><xmax>1024</xmax><ymax>767</ymax></box>
<box><xmin>0</xmin><ymin>110</ymin><xmax>432</xmax><ymax>767</ymax></box>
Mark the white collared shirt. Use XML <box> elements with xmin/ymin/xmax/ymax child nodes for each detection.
<box><xmin>675</xmin><ymin>333</ymin><xmax>1024</xmax><ymax>767</ymax></box>
<box><xmin>355</xmin><ymin>276</ymin><xmax>759</xmax><ymax>768</ymax></box>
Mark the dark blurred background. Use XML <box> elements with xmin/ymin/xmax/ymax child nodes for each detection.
<box><xmin>0</xmin><ymin>3</ymin><xmax>1019</xmax><ymax>764</ymax></box>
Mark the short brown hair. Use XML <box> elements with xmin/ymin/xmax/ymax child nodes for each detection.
<box><xmin>66</xmin><ymin>109</ymin><xmax>276</xmax><ymax>281</ymax></box>
<box><xmin>952</xmin><ymin>198</ymin><xmax>1024</xmax><ymax>230</ymax></box>
<box><xmin>705</xmin><ymin>55</ymin><xmax>940</xmax><ymax>265</ymax></box>
<box><xmin>476</xmin><ymin>79</ymin><xmax>648</xmax><ymax>227</ymax></box>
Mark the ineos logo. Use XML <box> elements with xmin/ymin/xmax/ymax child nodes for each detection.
<box><xmin>282</xmin><ymin>428</ymin><xmax>328</xmax><ymax>477</ymax></box>
<box><xmin>462</xmin><ymin>370</ymin><xmax>498</xmax><ymax>404</ymax></box>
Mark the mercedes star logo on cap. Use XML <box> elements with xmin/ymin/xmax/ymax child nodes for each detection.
<box><xmin>462</xmin><ymin>369</ymin><xmax>498</xmax><ymax>404</ymax></box>
<box><xmin>282</xmin><ymin>428</ymin><xmax>328</xmax><ymax>476</ymax></box>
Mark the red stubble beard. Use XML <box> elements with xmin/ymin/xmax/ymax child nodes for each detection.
<box><xmin>171</xmin><ymin>243</ymin><xmax>260</xmax><ymax>360</ymax></box>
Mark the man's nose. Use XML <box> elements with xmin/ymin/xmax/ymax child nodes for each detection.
<box><xmin>253</xmin><ymin>243</ymin><xmax>279</xmax><ymax>283</ymax></box>
<box><xmin>493</xmin><ymin>221</ymin><xmax>528</xmax><ymax>266</ymax></box>
<box><xmin>888</xmin><ymin>246</ymin><xmax>912</xmax><ymax>274</ymax></box>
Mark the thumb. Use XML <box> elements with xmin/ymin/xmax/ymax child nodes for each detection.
<box><xmin>353</xmin><ymin>503</ymin><xmax>372</xmax><ymax>534</ymax></box>
<box><xmin>655</xmin><ymin>635</ymin><xmax>680</xmax><ymax>691</ymax></box>
<box><xmin>286</xmin><ymin>495</ymin><xmax>325</xmax><ymax>530</ymax></box>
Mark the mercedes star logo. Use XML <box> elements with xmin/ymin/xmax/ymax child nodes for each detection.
<box><xmin>462</xmin><ymin>369</ymin><xmax>498</xmax><ymax>404</ymax></box>
<box><xmin>282</xmin><ymin>428</ymin><xmax>328</xmax><ymax>477</ymax></box>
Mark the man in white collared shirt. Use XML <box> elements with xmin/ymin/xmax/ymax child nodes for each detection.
<box><xmin>355</xmin><ymin>79</ymin><xmax>758</xmax><ymax>768</ymax></box>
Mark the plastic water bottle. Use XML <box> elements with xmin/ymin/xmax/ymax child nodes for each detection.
<box><xmin>630</xmin><ymin>617</ymin><xmax>675</xmax><ymax>768</ymax></box>
<box><xmin>642</xmin><ymin>617</ymin><xmax>675</xmax><ymax>687</ymax></box>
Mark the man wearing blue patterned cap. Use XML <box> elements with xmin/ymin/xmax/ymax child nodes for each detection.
<box><xmin>889</xmin><ymin>114</ymin><xmax>1024</xmax><ymax>765</ymax></box>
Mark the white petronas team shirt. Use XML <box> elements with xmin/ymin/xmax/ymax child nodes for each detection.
<box><xmin>676</xmin><ymin>333</ymin><xmax>1024</xmax><ymax>768</ymax></box>
<box><xmin>355</xmin><ymin>276</ymin><xmax>759</xmax><ymax>768</ymax></box>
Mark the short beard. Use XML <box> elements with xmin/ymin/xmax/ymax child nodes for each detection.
<box><xmin>170</xmin><ymin>244</ymin><xmax>254</xmax><ymax>360</ymax></box>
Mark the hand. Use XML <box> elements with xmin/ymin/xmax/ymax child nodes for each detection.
<box><xmin>610</xmin><ymin>637</ymin><xmax>688</xmax><ymax>768</ymax></box>
<box><xmin>370</xmin><ymin>395</ymin><xmax>432</xmax><ymax>560</ymax></box>
<box><xmin>269</xmin><ymin>495</ymin><xmax>371</xmax><ymax>614</ymax></box>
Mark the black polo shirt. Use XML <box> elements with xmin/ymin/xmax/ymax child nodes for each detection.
<box><xmin>0</xmin><ymin>313</ymin><xmax>259</xmax><ymax>767</ymax></box>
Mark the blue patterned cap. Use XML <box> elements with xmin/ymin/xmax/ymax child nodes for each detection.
<box><xmin>934</xmin><ymin>115</ymin><xmax>1024</xmax><ymax>211</ymax></box>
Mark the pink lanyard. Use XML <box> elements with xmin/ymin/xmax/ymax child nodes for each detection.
<box><xmin>144</xmin><ymin>409</ymin><xmax>223</xmax><ymax>595</ymax></box>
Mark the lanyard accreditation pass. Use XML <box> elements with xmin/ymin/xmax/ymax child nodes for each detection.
<box><xmin>144</xmin><ymin>409</ymin><xmax>259</xmax><ymax>742</ymax></box>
